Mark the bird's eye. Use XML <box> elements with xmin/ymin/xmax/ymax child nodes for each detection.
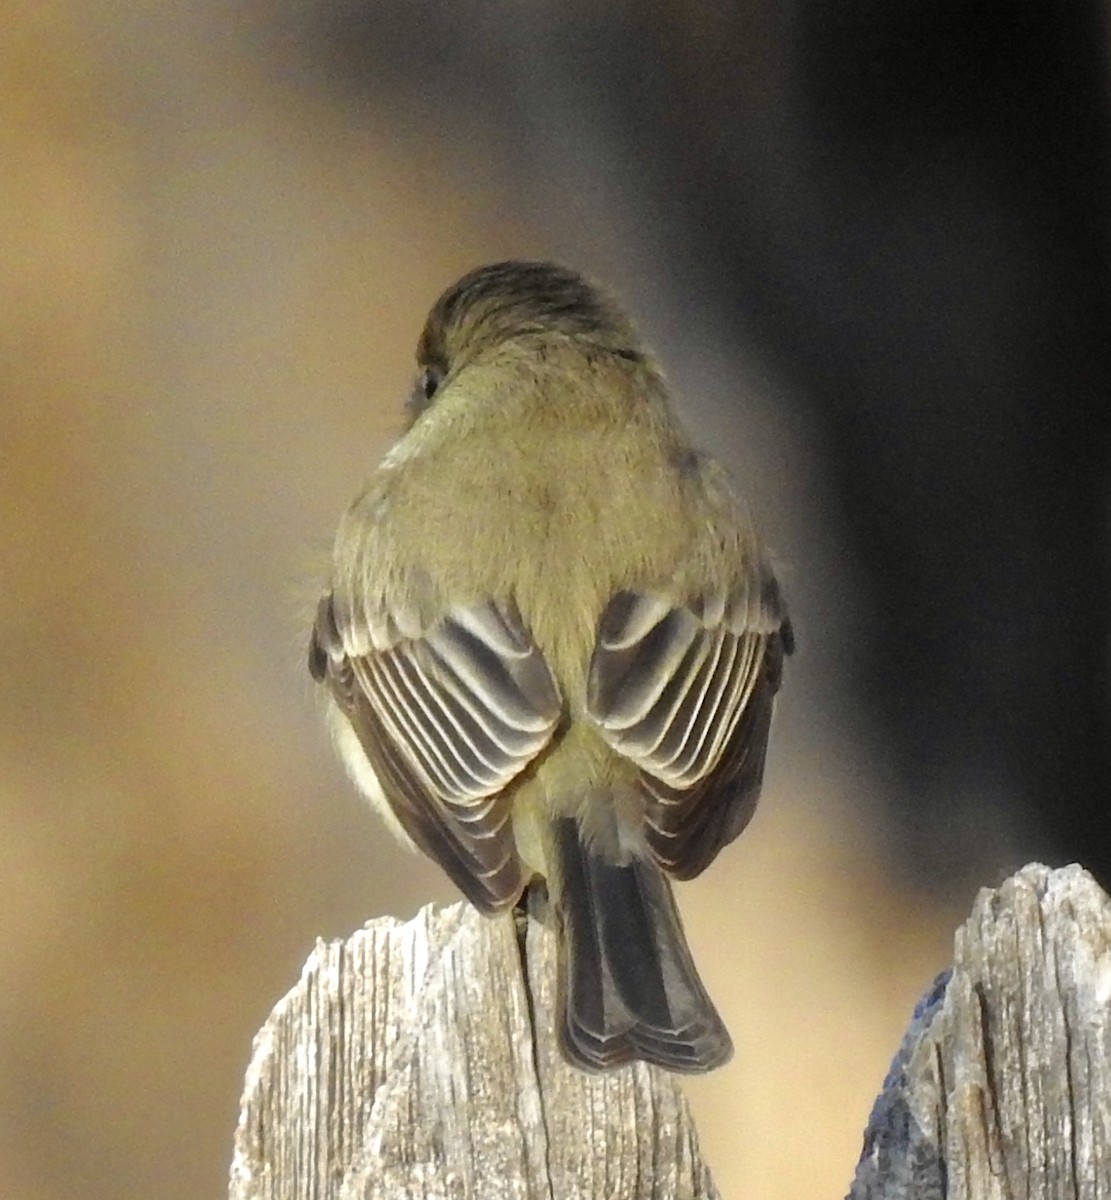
<box><xmin>420</xmin><ymin>367</ymin><xmax>442</xmax><ymax>401</ymax></box>
<box><xmin>406</xmin><ymin>365</ymin><xmax>444</xmax><ymax>424</ymax></box>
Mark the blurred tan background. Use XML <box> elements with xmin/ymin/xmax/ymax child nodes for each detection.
<box><xmin>5</xmin><ymin>4</ymin><xmax>1107</xmax><ymax>1198</ymax></box>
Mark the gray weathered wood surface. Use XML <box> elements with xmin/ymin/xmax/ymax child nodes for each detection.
<box><xmin>850</xmin><ymin>862</ymin><xmax>1111</xmax><ymax>1198</ymax></box>
<box><xmin>230</xmin><ymin>862</ymin><xmax>1111</xmax><ymax>1198</ymax></box>
<box><xmin>228</xmin><ymin>894</ymin><xmax>719</xmax><ymax>1200</ymax></box>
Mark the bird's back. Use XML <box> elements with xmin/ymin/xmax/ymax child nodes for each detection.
<box><xmin>367</xmin><ymin>347</ymin><xmax>751</xmax><ymax>705</ymax></box>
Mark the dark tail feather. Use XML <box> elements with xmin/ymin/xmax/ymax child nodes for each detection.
<box><xmin>552</xmin><ymin>818</ymin><xmax>733</xmax><ymax>1073</ymax></box>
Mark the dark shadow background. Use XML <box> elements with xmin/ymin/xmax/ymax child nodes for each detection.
<box><xmin>2</xmin><ymin>3</ymin><xmax>1107</xmax><ymax>1198</ymax></box>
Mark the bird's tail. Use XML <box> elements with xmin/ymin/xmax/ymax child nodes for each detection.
<box><xmin>551</xmin><ymin>817</ymin><xmax>732</xmax><ymax>1073</ymax></box>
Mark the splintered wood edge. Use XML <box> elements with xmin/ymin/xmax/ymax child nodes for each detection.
<box><xmin>849</xmin><ymin>863</ymin><xmax>1111</xmax><ymax>1200</ymax></box>
<box><xmin>228</xmin><ymin>899</ymin><xmax>719</xmax><ymax>1200</ymax></box>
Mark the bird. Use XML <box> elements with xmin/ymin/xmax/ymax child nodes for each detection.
<box><xmin>308</xmin><ymin>260</ymin><xmax>792</xmax><ymax>1072</ymax></box>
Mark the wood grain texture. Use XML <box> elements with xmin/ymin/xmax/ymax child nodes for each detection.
<box><xmin>228</xmin><ymin>896</ymin><xmax>719</xmax><ymax>1200</ymax></box>
<box><xmin>850</xmin><ymin>863</ymin><xmax>1111</xmax><ymax>1199</ymax></box>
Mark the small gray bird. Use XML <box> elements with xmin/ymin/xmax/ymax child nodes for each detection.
<box><xmin>309</xmin><ymin>261</ymin><xmax>792</xmax><ymax>1072</ymax></box>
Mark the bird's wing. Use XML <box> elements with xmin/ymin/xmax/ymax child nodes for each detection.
<box><xmin>310</xmin><ymin>592</ymin><xmax>563</xmax><ymax>911</ymax></box>
<box><xmin>586</xmin><ymin>573</ymin><xmax>791</xmax><ymax>880</ymax></box>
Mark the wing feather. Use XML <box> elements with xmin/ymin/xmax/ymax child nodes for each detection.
<box><xmin>311</xmin><ymin>592</ymin><xmax>562</xmax><ymax>911</ymax></box>
<box><xmin>587</xmin><ymin>578</ymin><xmax>790</xmax><ymax>879</ymax></box>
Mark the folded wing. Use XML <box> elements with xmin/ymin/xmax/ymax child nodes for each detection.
<box><xmin>587</xmin><ymin>577</ymin><xmax>791</xmax><ymax>879</ymax></box>
<box><xmin>311</xmin><ymin>593</ymin><xmax>563</xmax><ymax>911</ymax></box>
